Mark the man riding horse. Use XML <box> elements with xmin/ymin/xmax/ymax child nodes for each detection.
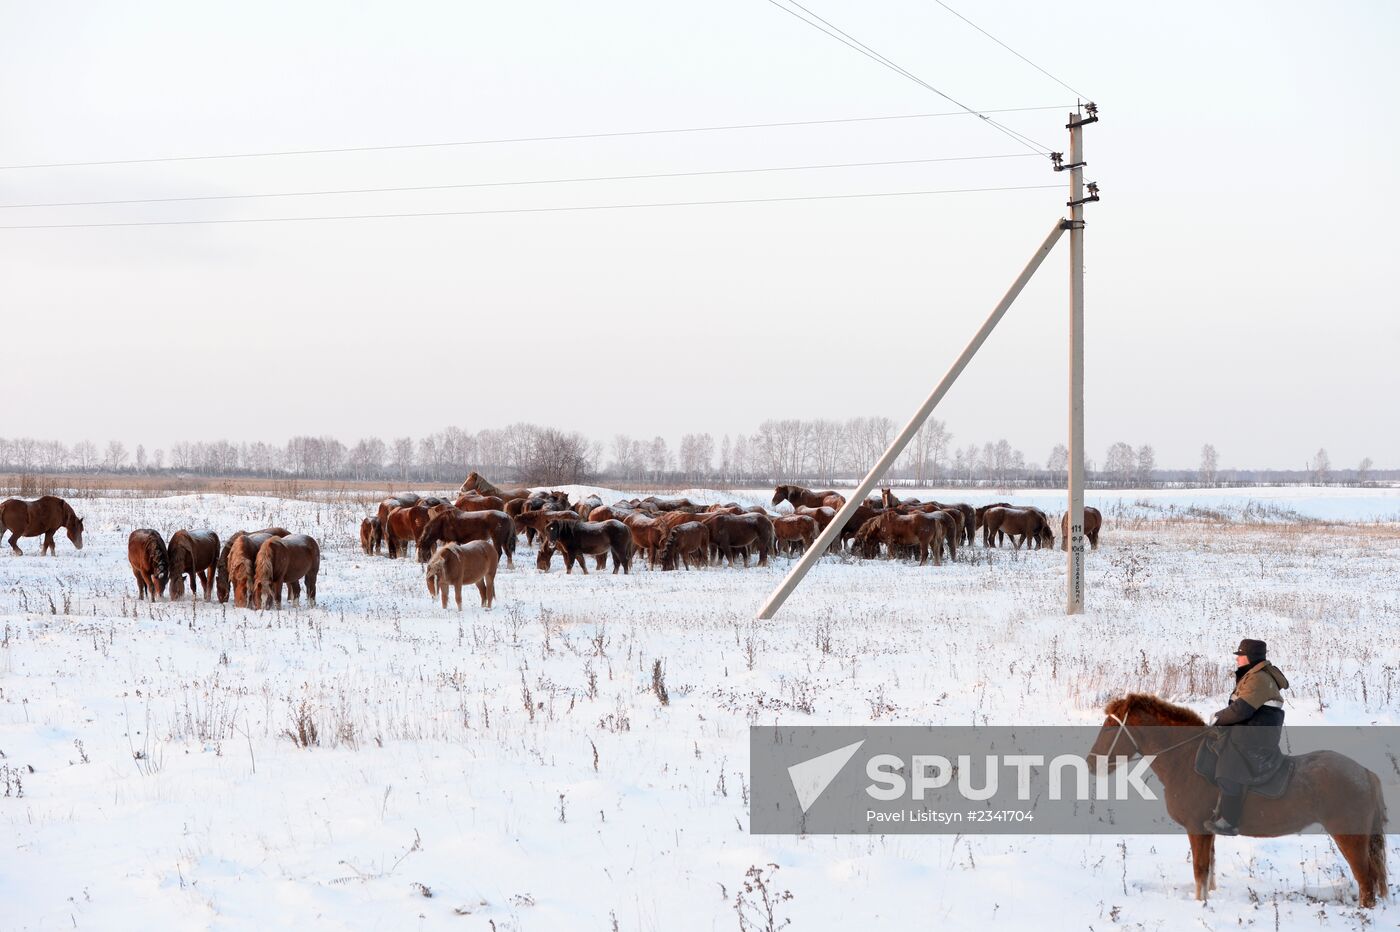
<box><xmin>1202</xmin><ymin>638</ymin><xmax>1290</xmax><ymax>836</ymax></box>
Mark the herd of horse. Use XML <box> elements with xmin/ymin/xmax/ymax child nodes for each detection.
<box><xmin>351</xmin><ymin>474</ymin><xmax>1107</xmax><ymax>609</ymax></box>
<box><xmin>3</xmin><ymin>486</ymin><xmax>1391</xmax><ymax>908</ymax></box>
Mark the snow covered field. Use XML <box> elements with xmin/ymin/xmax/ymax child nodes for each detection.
<box><xmin>2</xmin><ymin>487</ymin><xmax>1398</xmax><ymax>930</ymax></box>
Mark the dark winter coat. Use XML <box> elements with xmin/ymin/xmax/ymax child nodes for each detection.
<box><xmin>1209</xmin><ymin>661</ymin><xmax>1289</xmax><ymax>787</ymax></box>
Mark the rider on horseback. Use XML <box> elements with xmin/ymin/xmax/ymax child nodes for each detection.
<box><xmin>1203</xmin><ymin>638</ymin><xmax>1290</xmax><ymax>836</ymax></box>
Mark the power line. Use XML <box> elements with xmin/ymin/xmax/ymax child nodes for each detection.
<box><xmin>0</xmin><ymin>107</ymin><xmax>1069</xmax><ymax>172</ymax></box>
<box><xmin>762</xmin><ymin>0</ymin><xmax>1055</xmax><ymax>157</ymax></box>
<box><xmin>0</xmin><ymin>153</ymin><xmax>1038</xmax><ymax>210</ymax></box>
<box><xmin>928</xmin><ymin>0</ymin><xmax>1090</xmax><ymax>101</ymax></box>
<box><xmin>0</xmin><ymin>183</ymin><xmax>1062</xmax><ymax>230</ymax></box>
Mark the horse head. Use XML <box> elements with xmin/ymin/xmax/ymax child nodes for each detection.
<box><xmin>66</xmin><ymin>511</ymin><xmax>84</xmax><ymax>550</ymax></box>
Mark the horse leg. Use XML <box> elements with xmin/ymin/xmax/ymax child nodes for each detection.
<box><xmin>1332</xmin><ymin>832</ymin><xmax>1378</xmax><ymax>908</ymax></box>
<box><xmin>43</xmin><ymin>531</ymin><xmax>56</xmax><ymax>556</ymax></box>
<box><xmin>577</xmin><ymin>550</ymin><xmax>589</xmax><ymax>575</ymax></box>
<box><xmin>1188</xmin><ymin>834</ymin><xmax>1212</xmax><ymax>901</ymax></box>
<box><xmin>440</xmin><ymin>580</ymin><xmax>449</xmax><ymax>609</ymax></box>
<box><xmin>597</xmin><ymin>552</ymin><xmax>608</xmax><ymax>572</ymax></box>
<box><xmin>203</xmin><ymin>565</ymin><xmax>215</xmax><ymax>601</ymax></box>
<box><xmin>454</xmin><ymin>582</ymin><xmax>463</xmax><ymax>611</ymax></box>
<box><xmin>306</xmin><ymin>571</ymin><xmax>316</xmax><ymax>608</ymax></box>
<box><xmin>134</xmin><ymin>570</ymin><xmax>146</xmax><ymax>600</ymax></box>
<box><xmin>7</xmin><ymin>530</ymin><xmax>20</xmax><ymax>555</ymax></box>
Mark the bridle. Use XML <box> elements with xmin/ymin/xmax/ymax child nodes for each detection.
<box><xmin>1102</xmin><ymin>710</ymin><xmax>1209</xmax><ymax>762</ymax></box>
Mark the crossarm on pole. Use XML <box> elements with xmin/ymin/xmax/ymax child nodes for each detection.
<box><xmin>755</xmin><ymin>218</ymin><xmax>1069</xmax><ymax>620</ymax></box>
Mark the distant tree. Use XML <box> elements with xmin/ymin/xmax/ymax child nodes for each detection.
<box><xmin>910</xmin><ymin>418</ymin><xmax>951</xmax><ymax>484</ymax></box>
<box><xmin>1357</xmin><ymin>457</ymin><xmax>1373</xmax><ymax>485</ymax></box>
<box><xmin>391</xmin><ymin>437</ymin><xmax>414</xmax><ymax>480</ymax></box>
<box><xmin>152</xmin><ymin>449</ymin><xmax>164</xmax><ymax>471</ymax></box>
<box><xmin>648</xmin><ymin>436</ymin><xmax>671</xmax><ymax>482</ymax></box>
<box><xmin>72</xmin><ymin>439</ymin><xmax>99</xmax><ymax>472</ymax></box>
<box><xmin>1309</xmin><ymin>447</ymin><xmax>1331</xmax><ymax>485</ymax></box>
<box><xmin>1104</xmin><ymin>442</ymin><xmax>1136</xmax><ymax>485</ymax></box>
<box><xmin>1135</xmin><ymin>445</ymin><xmax>1156</xmax><ymax>487</ymax></box>
<box><xmin>104</xmin><ymin>440</ymin><xmax>128</xmax><ymax>471</ymax></box>
<box><xmin>135</xmin><ymin>444</ymin><xmax>147</xmax><ymax>472</ymax></box>
<box><xmin>1198</xmin><ymin>444</ymin><xmax>1219</xmax><ymax>486</ymax></box>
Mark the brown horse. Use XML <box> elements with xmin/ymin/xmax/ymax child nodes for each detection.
<box><xmin>252</xmin><ymin>534</ymin><xmax>320</xmax><ymax>610</ymax></box>
<box><xmin>542</xmin><ymin>519</ymin><xmax>633</xmax><ymax>574</ymax></box>
<box><xmin>360</xmin><ymin>516</ymin><xmax>383</xmax><ymax>555</ymax></box>
<box><xmin>459</xmin><ymin>471</ymin><xmax>532</xmax><ymax>501</ymax></box>
<box><xmin>974</xmin><ymin>502</ymin><xmax>1013</xmax><ymax>538</ymax></box>
<box><xmin>515</xmin><ymin>508</ymin><xmax>580</xmax><ymax>548</ymax></box>
<box><xmin>708</xmin><ymin>513</ymin><xmax>775</xmax><ymax>568</ymax></box>
<box><xmin>375</xmin><ymin>493</ymin><xmax>422</xmax><ymax>528</ymax></box>
<box><xmin>853</xmin><ymin>511</ymin><xmax>944</xmax><ymax>566</ymax></box>
<box><xmin>168</xmin><ymin>529</ymin><xmax>220</xmax><ymax>601</ymax></box>
<box><xmin>982</xmin><ymin>506</ymin><xmax>1053</xmax><ymax>549</ymax></box>
<box><xmin>216</xmin><ymin>528</ymin><xmax>289</xmax><ymax>603</ymax></box>
<box><xmin>127</xmin><ymin>529</ymin><xmax>169</xmax><ymax>600</ymax></box>
<box><xmin>622</xmin><ymin>513</ymin><xmax>668</xmax><ymax>569</ymax></box>
<box><xmin>384</xmin><ymin>504</ymin><xmax>433</xmax><ymax>559</ymax></box>
<box><xmin>425</xmin><ymin>540</ymin><xmax>499</xmax><ymax>610</ymax></box>
<box><xmin>454</xmin><ymin>493</ymin><xmax>506</xmax><ymax>513</ymax></box>
<box><xmin>659</xmin><ymin>521</ymin><xmax>711</xmax><ymax>570</ymax></box>
<box><xmin>773</xmin><ymin>514</ymin><xmax>819</xmax><ymax>555</ymax></box>
<box><xmin>417</xmin><ymin>509</ymin><xmax>516</xmax><ymax>567</ymax></box>
<box><xmin>1061</xmin><ymin>506</ymin><xmax>1103</xmax><ymax>550</ymax></box>
<box><xmin>772</xmin><ymin>485</ymin><xmax>846</xmax><ymax>511</ymax></box>
<box><xmin>1092</xmin><ymin>694</ymin><xmax>1388</xmax><ymax>907</ymax></box>
<box><xmin>2</xmin><ymin>495</ymin><xmax>84</xmax><ymax>556</ymax></box>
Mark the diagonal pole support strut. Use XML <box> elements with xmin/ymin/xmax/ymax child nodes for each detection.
<box><xmin>756</xmin><ymin>218</ymin><xmax>1069</xmax><ymax>620</ymax></box>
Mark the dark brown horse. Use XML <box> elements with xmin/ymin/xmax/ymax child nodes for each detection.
<box><xmin>974</xmin><ymin>502</ymin><xmax>1013</xmax><ymax>538</ymax></box>
<box><xmin>459</xmin><ymin>471</ymin><xmax>532</xmax><ymax>502</ymax></box>
<box><xmin>417</xmin><ymin>509</ymin><xmax>516</xmax><ymax>567</ymax></box>
<box><xmin>384</xmin><ymin>504</ymin><xmax>433</xmax><ymax>559</ymax></box>
<box><xmin>360</xmin><ymin>516</ymin><xmax>383</xmax><ymax>555</ymax></box>
<box><xmin>515</xmin><ymin>508</ymin><xmax>579</xmax><ymax>547</ymax></box>
<box><xmin>217</xmin><ymin>528</ymin><xmax>290</xmax><ymax>603</ymax></box>
<box><xmin>2</xmin><ymin>495</ymin><xmax>84</xmax><ymax>555</ymax></box>
<box><xmin>1061</xmin><ymin>506</ymin><xmax>1103</xmax><ymax>550</ymax></box>
<box><xmin>425</xmin><ymin>541</ymin><xmax>499</xmax><ymax>610</ymax></box>
<box><xmin>659</xmin><ymin>521</ymin><xmax>711</xmax><ymax>570</ymax></box>
<box><xmin>252</xmin><ymin>534</ymin><xmax>320</xmax><ymax>610</ymax></box>
<box><xmin>982</xmin><ymin>506</ymin><xmax>1053</xmax><ymax>549</ymax></box>
<box><xmin>127</xmin><ymin>529</ymin><xmax>169</xmax><ymax>600</ymax></box>
<box><xmin>168</xmin><ymin>529</ymin><xmax>220</xmax><ymax>601</ymax></box>
<box><xmin>542</xmin><ymin>519</ymin><xmax>633</xmax><ymax>574</ymax></box>
<box><xmin>709</xmin><ymin>513</ymin><xmax>775</xmax><ymax>568</ymax></box>
<box><xmin>772</xmin><ymin>485</ymin><xmax>845</xmax><ymax>511</ymax></box>
<box><xmin>1091</xmin><ymin>694</ymin><xmax>1388</xmax><ymax>907</ymax></box>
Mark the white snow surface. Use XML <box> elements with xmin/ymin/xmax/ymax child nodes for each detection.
<box><xmin>1</xmin><ymin>487</ymin><xmax>1398</xmax><ymax>930</ymax></box>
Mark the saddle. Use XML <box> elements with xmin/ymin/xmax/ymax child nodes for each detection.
<box><xmin>1194</xmin><ymin>734</ymin><xmax>1295</xmax><ymax>799</ymax></box>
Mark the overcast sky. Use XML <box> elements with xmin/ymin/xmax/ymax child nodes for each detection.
<box><xmin>2</xmin><ymin>0</ymin><xmax>1396</xmax><ymax>470</ymax></box>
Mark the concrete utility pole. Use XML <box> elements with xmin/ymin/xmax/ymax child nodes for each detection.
<box><xmin>756</xmin><ymin>220</ymin><xmax>1068</xmax><ymax>621</ymax></box>
<box><xmin>1064</xmin><ymin>103</ymin><xmax>1098</xmax><ymax>614</ymax></box>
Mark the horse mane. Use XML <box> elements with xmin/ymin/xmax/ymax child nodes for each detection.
<box><xmin>139</xmin><ymin>531</ymin><xmax>169</xmax><ymax>582</ymax></box>
<box><xmin>253</xmin><ymin>536</ymin><xmax>281</xmax><ymax>590</ymax></box>
<box><xmin>168</xmin><ymin>533</ymin><xmax>189</xmax><ymax>576</ymax></box>
<box><xmin>1106</xmin><ymin>693</ymin><xmax>1204</xmax><ymax>726</ymax></box>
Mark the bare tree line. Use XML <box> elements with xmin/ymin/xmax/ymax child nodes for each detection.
<box><xmin>0</xmin><ymin>425</ymin><xmax>1388</xmax><ymax>488</ymax></box>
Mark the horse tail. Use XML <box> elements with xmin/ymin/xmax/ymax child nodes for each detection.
<box><xmin>1369</xmin><ymin>770</ymin><xmax>1388</xmax><ymax>899</ymax></box>
<box><xmin>503</xmin><ymin>516</ymin><xmax>517</xmax><ymax>558</ymax></box>
<box><xmin>416</xmin><ymin>517</ymin><xmax>437</xmax><ymax>563</ymax></box>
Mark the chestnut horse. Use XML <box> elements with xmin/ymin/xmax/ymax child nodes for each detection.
<box><xmin>417</xmin><ymin>509</ymin><xmax>516</xmax><ymax>568</ymax></box>
<box><xmin>168</xmin><ymin>529</ymin><xmax>220</xmax><ymax>601</ymax></box>
<box><xmin>542</xmin><ymin>519</ymin><xmax>633</xmax><ymax>575</ymax></box>
<box><xmin>127</xmin><ymin>529</ymin><xmax>170</xmax><ymax>600</ymax></box>
<box><xmin>252</xmin><ymin>534</ymin><xmax>320</xmax><ymax>610</ymax></box>
<box><xmin>773</xmin><ymin>514</ymin><xmax>819</xmax><ymax>555</ymax></box>
<box><xmin>515</xmin><ymin>508</ymin><xmax>579</xmax><ymax>548</ymax></box>
<box><xmin>708</xmin><ymin>514</ymin><xmax>775</xmax><ymax>568</ymax></box>
<box><xmin>1061</xmin><ymin>506</ymin><xmax>1103</xmax><ymax>550</ymax></box>
<box><xmin>425</xmin><ymin>541</ymin><xmax>499</xmax><ymax>610</ymax></box>
<box><xmin>2</xmin><ymin>495</ymin><xmax>84</xmax><ymax>556</ymax></box>
<box><xmin>659</xmin><ymin>521</ymin><xmax>711</xmax><ymax>570</ymax></box>
<box><xmin>454</xmin><ymin>493</ymin><xmax>506</xmax><ymax>513</ymax></box>
<box><xmin>375</xmin><ymin>493</ymin><xmax>422</xmax><ymax>528</ymax></box>
<box><xmin>1092</xmin><ymin>694</ymin><xmax>1388</xmax><ymax>907</ymax></box>
<box><xmin>217</xmin><ymin>528</ymin><xmax>290</xmax><ymax>603</ymax></box>
<box><xmin>622</xmin><ymin>513</ymin><xmax>668</xmax><ymax>569</ymax></box>
<box><xmin>360</xmin><ymin>516</ymin><xmax>383</xmax><ymax>555</ymax></box>
<box><xmin>772</xmin><ymin>485</ymin><xmax>845</xmax><ymax>511</ymax></box>
<box><xmin>853</xmin><ymin>511</ymin><xmax>944</xmax><ymax>566</ymax></box>
<box><xmin>384</xmin><ymin>504</ymin><xmax>433</xmax><ymax>559</ymax></box>
<box><xmin>459</xmin><ymin>471</ymin><xmax>531</xmax><ymax>502</ymax></box>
